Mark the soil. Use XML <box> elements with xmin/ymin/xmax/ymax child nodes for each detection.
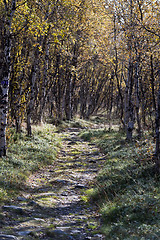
<box><xmin>0</xmin><ymin>128</ymin><xmax>105</xmax><ymax>240</ymax></box>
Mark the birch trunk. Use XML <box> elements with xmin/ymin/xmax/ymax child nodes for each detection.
<box><xmin>0</xmin><ymin>0</ymin><xmax>16</xmax><ymax>156</ymax></box>
<box><xmin>0</xmin><ymin>51</ymin><xmax>10</xmax><ymax>156</ymax></box>
<box><xmin>26</xmin><ymin>48</ymin><xmax>38</xmax><ymax>136</ymax></box>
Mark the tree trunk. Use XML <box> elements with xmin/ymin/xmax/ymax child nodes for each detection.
<box><xmin>108</xmin><ymin>77</ymin><xmax>114</xmax><ymax>130</ymax></box>
<box><xmin>0</xmin><ymin>0</ymin><xmax>16</xmax><ymax>156</ymax></box>
<box><xmin>0</xmin><ymin>51</ymin><xmax>10</xmax><ymax>156</ymax></box>
<box><xmin>80</xmin><ymin>82</ymin><xmax>87</xmax><ymax>119</ymax></box>
<box><xmin>139</xmin><ymin>75</ymin><xmax>147</xmax><ymax>129</ymax></box>
<box><xmin>125</xmin><ymin>60</ymin><xmax>134</xmax><ymax>141</ymax></box>
<box><xmin>65</xmin><ymin>41</ymin><xmax>78</xmax><ymax>120</ymax></box>
<box><xmin>39</xmin><ymin>41</ymin><xmax>49</xmax><ymax>123</ymax></box>
<box><xmin>135</xmin><ymin>50</ymin><xmax>141</xmax><ymax>138</ymax></box>
<box><xmin>65</xmin><ymin>70</ymin><xmax>72</xmax><ymax>121</ymax></box>
<box><xmin>125</xmin><ymin>0</ymin><xmax>134</xmax><ymax>141</ymax></box>
<box><xmin>150</xmin><ymin>55</ymin><xmax>156</xmax><ymax>112</ymax></box>
<box><xmin>26</xmin><ymin>48</ymin><xmax>38</xmax><ymax>136</ymax></box>
<box><xmin>155</xmin><ymin>69</ymin><xmax>160</xmax><ymax>173</ymax></box>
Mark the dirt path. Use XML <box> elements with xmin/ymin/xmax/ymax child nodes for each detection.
<box><xmin>0</xmin><ymin>128</ymin><xmax>105</xmax><ymax>240</ymax></box>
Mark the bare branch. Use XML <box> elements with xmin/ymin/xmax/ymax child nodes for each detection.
<box><xmin>141</xmin><ymin>24</ymin><xmax>160</xmax><ymax>38</ymax></box>
<box><xmin>3</xmin><ymin>0</ymin><xmax>8</xmax><ymax>12</ymax></box>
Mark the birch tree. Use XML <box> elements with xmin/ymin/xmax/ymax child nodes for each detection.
<box><xmin>0</xmin><ymin>0</ymin><xmax>16</xmax><ymax>156</ymax></box>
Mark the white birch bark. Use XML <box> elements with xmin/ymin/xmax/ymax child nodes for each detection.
<box><xmin>0</xmin><ymin>0</ymin><xmax>16</xmax><ymax>156</ymax></box>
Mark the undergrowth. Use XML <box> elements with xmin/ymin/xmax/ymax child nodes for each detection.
<box><xmin>80</xmin><ymin>128</ymin><xmax>160</xmax><ymax>240</ymax></box>
<box><xmin>54</xmin><ymin>117</ymin><xmax>97</xmax><ymax>132</ymax></box>
<box><xmin>0</xmin><ymin>124</ymin><xmax>60</xmax><ymax>202</ymax></box>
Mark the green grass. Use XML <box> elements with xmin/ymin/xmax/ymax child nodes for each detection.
<box><xmin>0</xmin><ymin>124</ymin><xmax>60</xmax><ymax>202</ymax></box>
<box><xmin>80</xmin><ymin>128</ymin><xmax>160</xmax><ymax>240</ymax></box>
<box><xmin>80</xmin><ymin>128</ymin><xmax>108</xmax><ymax>141</ymax></box>
<box><xmin>54</xmin><ymin>117</ymin><xmax>97</xmax><ymax>132</ymax></box>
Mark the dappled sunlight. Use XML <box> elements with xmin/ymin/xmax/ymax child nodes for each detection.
<box><xmin>0</xmin><ymin>126</ymin><xmax>105</xmax><ymax>239</ymax></box>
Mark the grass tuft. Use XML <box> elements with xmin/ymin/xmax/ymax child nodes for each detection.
<box><xmin>0</xmin><ymin>124</ymin><xmax>60</xmax><ymax>202</ymax></box>
<box><xmin>81</xmin><ymin>128</ymin><xmax>160</xmax><ymax>239</ymax></box>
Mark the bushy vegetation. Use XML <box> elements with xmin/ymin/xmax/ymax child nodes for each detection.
<box><xmin>0</xmin><ymin>124</ymin><xmax>59</xmax><ymax>202</ymax></box>
<box><xmin>81</xmin><ymin>128</ymin><xmax>160</xmax><ymax>239</ymax></box>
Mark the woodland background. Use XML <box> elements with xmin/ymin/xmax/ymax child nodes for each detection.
<box><xmin>0</xmin><ymin>0</ymin><xmax>160</xmax><ymax>168</ymax></box>
<box><xmin>1</xmin><ymin>1</ymin><xmax>160</xmax><ymax>239</ymax></box>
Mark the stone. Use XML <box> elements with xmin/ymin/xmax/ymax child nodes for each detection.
<box><xmin>94</xmin><ymin>234</ymin><xmax>104</xmax><ymax>239</ymax></box>
<box><xmin>61</xmin><ymin>192</ymin><xmax>68</xmax><ymax>196</ymax></box>
<box><xmin>17</xmin><ymin>231</ymin><xmax>32</xmax><ymax>236</ymax></box>
<box><xmin>88</xmin><ymin>143</ymin><xmax>96</xmax><ymax>146</ymax></box>
<box><xmin>27</xmin><ymin>200</ymin><xmax>38</xmax><ymax>206</ymax></box>
<box><xmin>34</xmin><ymin>218</ymin><xmax>45</xmax><ymax>222</ymax></box>
<box><xmin>97</xmin><ymin>157</ymin><xmax>106</xmax><ymax>161</ymax></box>
<box><xmin>2</xmin><ymin>205</ymin><xmax>25</xmax><ymax>215</ymax></box>
<box><xmin>71</xmin><ymin>229</ymin><xmax>81</xmax><ymax>234</ymax></box>
<box><xmin>67</xmin><ymin>141</ymin><xmax>77</xmax><ymax>145</ymax></box>
<box><xmin>0</xmin><ymin>235</ymin><xmax>18</xmax><ymax>240</ymax></box>
<box><xmin>17</xmin><ymin>197</ymin><xmax>27</xmax><ymax>201</ymax></box>
<box><xmin>74</xmin><ymin>184</ymin><xmax>86</xmax><ymax>189</ymax></box>
<box><xmin>91</xmin><ymin>169</ymin><xmax>98</xmax><ymax>173</ymax></box>
<box><xmin>67</xmin><ymin>128</ymin><xmax>80</xmax><ymax>132</ymax></box>
<box><xmin>46</xmin><ymin>229</ymin><xmax>74</xmax><ymax>240</ymax></box>
<box><xmin>89</xmin><ymin>160</ymin><xmax>96</xmax><ymax>163</ymax></box>
<box><xmin>53</xmin><ymin>179</ymin><xmax>67</xmax><ymax>184</ymax></box>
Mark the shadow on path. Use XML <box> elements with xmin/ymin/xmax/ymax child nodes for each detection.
<box><xmin>0</xmin><ymin>129</ymin><xmax>105</xmax><ymax>240</ymax></box>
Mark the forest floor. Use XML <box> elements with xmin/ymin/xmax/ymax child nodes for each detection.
<box><xmin>0</xmin><ymin>125</ymin><xmax>105</xmax><ymax>240</ymax></box>
<box><xmin>1</xmin><ymin>117</ymin><xmax>160</xmax><ymax>240</ymax></box>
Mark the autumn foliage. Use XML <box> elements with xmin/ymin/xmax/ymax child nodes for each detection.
<box><xmin>0</xmin><ymin>0</ymin><xmax>160</xmax><ymax>168</ymax></box>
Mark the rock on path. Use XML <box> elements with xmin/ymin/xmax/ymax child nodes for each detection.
<box><xmin>0</xmin><ymin>129</ymin><xmax>105</xmax><ymax>240</ymax></box>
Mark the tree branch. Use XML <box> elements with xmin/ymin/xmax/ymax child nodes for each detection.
<box><xmin>3</xmin><ymin>0</ymin><xmax>8</xmax><ymax>12</ymax></box>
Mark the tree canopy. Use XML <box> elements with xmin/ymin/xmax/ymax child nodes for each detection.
<box><xmin>0</xmin><ymin>0</ymin><xmax>160</xmax><ymax>169</ymax></box>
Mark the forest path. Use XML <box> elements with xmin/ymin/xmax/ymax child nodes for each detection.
<box><xmin>0</xmin><ymin>127</ymin><xmax>105</xmax><ymax>240</ymax></box>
